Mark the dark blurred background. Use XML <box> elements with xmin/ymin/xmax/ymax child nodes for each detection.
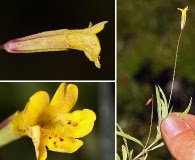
<box><xmin>117</xmin><ymin>0</ymin><xmax>195</xmax><ymax>159</ymax></box>
<box><xmin>0</xmin><ymin>0</ymin><xmax>115</xmax><ymax>80</ymax></box>
<box><xmin>0</xmin><ymin>82</ymin><xmax>115</xmax><ymax>160</ymax></box>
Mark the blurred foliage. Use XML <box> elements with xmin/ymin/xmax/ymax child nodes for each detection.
<box><xmin>0</xmin><ymin>82</ymin><xmax>115</xmax><ymax>160</ymax></box>
<box><xmin>118</xmin><ymin>0</ymin><xmax>195</xmax><ymax>159</ymax></box>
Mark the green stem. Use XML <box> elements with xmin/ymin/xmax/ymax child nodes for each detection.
<box><xmin>133</xmin><ymin>138</ymin><xmax>160</xmax><ymax>160</ymax></box>
<box><xmin>168</xmin><ymin>30</ymin><xmax>183</xmax><ymax>108</ymax></box>
<box><xmin>144</xmin><ymin>95</ymin><xmax>153</xmax><ymax>148</ymax></box>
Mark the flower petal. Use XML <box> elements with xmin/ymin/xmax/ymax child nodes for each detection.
<box><xmin>23</xmin><ymin>91</ymin><xmax>50</xmax><ymax>126</ymax></box>
<box><xmin>41</xmin><ymin>128</ymin><xmax>83</xmax><ymax>153</ymax></box>
<box><xmin>49</xmin><ymin>83</ymin><xmax>78</xmax><ymax>114</ymax></box>
<box><xmin>177</xmin><ymin>6</ymin><xmax>188</xmax><ymax>30</ymax></box>
<box><xmin>66</xmin><ymin>21</ymin><xmax>107</xmax><ymax>68</ymax></box>
<box><xmin>28</xmin><ymin>126</ymin><xmax>47</xmax><ymax>160</ymax></box>
<box><xmin>12</xmin><ymin>91</ymin><xmax>50</xmax><ymax>135</ymax></box>
<box><xmin>12</xmin><ymin>111</ymin><xmax>27</xmax><ymax>135</ymax></box>
<box><xmin>65</xmin><ymin>109</ymin><xmax>96</xmax><ymax>138</ymax></box>
<box><xmin>83</xmin><ymin>21</ymin><xmax>108</xmax><ymax>34</ymax></box>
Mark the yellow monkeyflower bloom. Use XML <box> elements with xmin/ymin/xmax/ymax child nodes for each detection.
<box><xmin>177</xmin><ymin>6</ymin><xmax>188</xmax><ymax>30</ymax></box>
<box><xmin>2</xmin><ymin>21</ymin><xmax>107</xmax><ymax>68</ymax></box>
<box><xmin>11</xmin><ymin>83</ymin><xmax>96</xmax><ymax>160</ymax></box>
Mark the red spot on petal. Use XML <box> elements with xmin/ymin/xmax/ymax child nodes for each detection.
<box><xmin>59</xmin><ymin>137</ymin><xmax>64</xmax><ymax>141</ymax></box>
<box><xmin>72</xmin><ymin>122</ymin><xmax>78</xmax><ymax>127</ymax></box>
<box><xmin>49</xmin><ymin>137</ymin><xmax>52</xmax><ymax>139</ymax></box>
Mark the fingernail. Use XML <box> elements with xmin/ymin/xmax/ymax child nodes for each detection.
<box><xmin>162</xmin><ymin>116</ymin><xmax>190</xmax><ymax>138</ymax></box>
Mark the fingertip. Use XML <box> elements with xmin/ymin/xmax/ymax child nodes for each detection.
<box><xmin>161</xmin><ymin>115</ymin><xmax>190</xmax><ymax>138</ymax></box>
<box><xmin>161</xmin><ymin>115</ymin><xmax>195</xmax><ymax>160</ymax></box>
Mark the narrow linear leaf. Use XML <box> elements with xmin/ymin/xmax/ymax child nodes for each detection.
<box><xmin>181</xmin><ymin>97</ymin><xmax>192</xmax><ymax>119</ymax></box>
<box><xmin>122</xmin><ymin>145</ymin><xmax>128</xmax><ymax>160</ymax></box>
<box><xmin>117</xmin><ymin>131</ymin><xmax>144</xmax><ymax>147</ymax></box>
<box><xmin>116</xmin><ymin>153</ymin><xmax>121</xmax><ymax>160</ymax></box>
<box><xmin>148</xmin><ymin>142</ymin><xmax>164</xmax><ymax>151</ymax></box>
<box><xmin>156</xmin><ymin>85</ymin><xmax>169</xmax><ymax>125</ymax></box>
<box><xmin>160</xmin><ymin>98</ymin><xmax>168</xmax><ymax>119</ymax></box>
<box><xmin>158</xmin><ymin>85</ymin><xmax>168</xmax><ymax>109</ymax></box>
<box><xmin>158</xmin><ymin>85</ymin><xmax>169</xmax><ymax>120</ymax></box>
<box><xmin>155</xmin><ymin>85</ymin><xmax>162</xmax><ymax>125</ymax></box>
<box><xmin>154</xmin><ymin>126</ymin><xmax>162</xmax><ymax>142</ymax></box>
<box><xmin>129</xmin><ymin>150</ymin><xmax>133</xmax><ymax>160</ymax></box>
<box><xmin>117</xmin><ymin>124</ymin><xmax>130</xmax><ymax>155</ymax></box>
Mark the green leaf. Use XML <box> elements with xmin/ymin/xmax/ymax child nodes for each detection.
<box><xmin>155</xmin><ymin>85</ymin><xmax>169</xmax><ymax>124</ymax></box>
<box><xmin>117</xmin><ymin>124</ymin><xmax>130</xmax><ymax>155</ymax></box>
<box><xmin>148</xmin><ymin>142</ymin><xmax>164</xmax><ymax>151</ymax></box>
<box><xmin>153</xmin><ymin>126</ymin><xmax>162</xmax><ymax>143</ymax></box>
<box><xmin>158</xmin><ymin>85</ymin><xmax>168</xmax><ymax>109</ymax></box>
<box><xmin>117</xmin><ymin>131</ymin><xmax>144</xmax><ymax>147</ymax></box>
<box><xmin>116</xmin><ymin>153</ymin><xmax>121</xmax><ymax>160</ymax></box>
<box><xmin>129</xmin><ymin>150</ymin><xmax>133</xmax><ymax>160</ymax></box>
<box><xmin>181</xmin><ymin>97</ymin><xmax>192</xmax><ymax>119</ymax></box>
<box><xmin>160</xmin><ymin>98</ymin><xmax>168</xmax><ymax>119</ymax></box>
<box><xmin>122</xmin><ymin>145</ymin><xmax>127</xmax><ymax>160</ymax></box>
<box><xmin>155</xmin><ymin>85</ymin><xmax>162</xmax><ymax>125</ymax></box>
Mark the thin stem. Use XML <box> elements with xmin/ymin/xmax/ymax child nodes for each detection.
<box><xmin>168</xmin><ymin>30</ymin><xmax>183</xmax><ymax>108</ymax></box>
<box><xmin>133</xmin><ymin>138</ymin><xmax>159</xmax><ymax>160</ymax></box>
<box><xmin>144</xmin><ymin>95</ymin><xmax>153</xmax><ymax>148</ymax></box>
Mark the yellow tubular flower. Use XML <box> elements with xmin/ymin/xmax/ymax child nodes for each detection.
<box><xmin>177</xmin><ymin>6</ymin><xmax>188</xmax><ymax>30</ymax></box>
<box><xmin>11</xmin><ymin>83</ymin><xmax>96</xmax><ymax>160</ymax></box>
<box><xmin>3</xmin><ymin>21</ymin><xmax>107</xmax><ymax>68</ymax></box>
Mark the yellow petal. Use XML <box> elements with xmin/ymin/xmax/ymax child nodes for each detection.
<box><xmin>49</xmin><ymin>83</ymin><xmax>78</xmax><ymax>114</ymax></box>
<box><xmin>83</xmin><ymin>21</ymin><xmax>107</xmax><ymax>68</ymax></box>
<box><xmin>177</xmin><ymin>6</ymin><xmax>188</xmax><ymax>30</ymax></box>
<box><xmin>28</xmin><ymin>126</ymin><xmax>47</xmax><ymax>160</ymax></box>
<box><xmin>65</xmin><ymin>109</ymin><xmax>96</xmax><ymax>138</ymax></box>
<box><xmin>41</xmin><ymin>128</ymin><xmax>83</xmax><ymax>153</ymax></box>
<box><xmin>23</xmin><ymin>91</ymin><xmax>50</xmax><ymax>126</ymax></box>
<box><xmin>83</xmin><ymin>21</ymin><xmax>108</xmax><ymax>34</ymax></box>
<box><xmin>66</xmin><ymin>21</ymin><xmax>107</xmax><ymax>68</ymax></box>
<box><xmin>12</xmin><ymin>91</ymin><xmax>49</xmax><ymax>136</ymax></box>
<box><xmin>12</xmin><ymin>111</ymin><xmax>27</xmax><ymax>135</ymax></box>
